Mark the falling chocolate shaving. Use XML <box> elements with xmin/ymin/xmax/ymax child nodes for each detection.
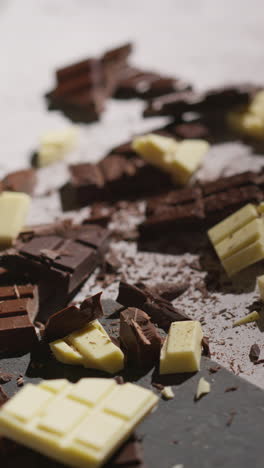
<box><xmin>225</xmin><ymin>386</ymin><xmax>238</xmax><ymax>393</ymax></box>
<box><xmin>43</xmin><ymin>292</ymin><xmax>103</xmax><ymax>342</ymax></box>
<box><xmin>249</xmin><ymin>343</ymin><xmax>260</xmax><ymax>362</ymax></box>
<box><xmin>120</xmin><ymin>307</ymin><xmax>162</xmax><ymax>368</ymax></box>
<box><xmin>202</xmin><ymin>337</ymin><xmax>211</xmax><ymax>357</ymax></box>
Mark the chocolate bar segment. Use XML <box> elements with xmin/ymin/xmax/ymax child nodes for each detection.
<box><xmin>0</xmin><ymin>222</ymin><xmax>110</xmax><ymax>312</ymax></box>
<box><xmin>43</xmin><ymin>292</ymin><xmax>103</xmax><ymax>342</ymax></box>
<box><xmin>120</xmin><ymin>307</ymin><xmax>162</xmax><ymax>368</ymax></box>
<box><xmin>2</xmin><ymin>169</ymin><xmax>37</xmax><ymax>195</ymax></box>
<box><xmin>0</xmin><ymin>284</ymin><xmax>38</xmax><ymax>322</ymax></box>
<box><xmin>117</xmin><ymin>281</ymin><xmax>190</xmax><ymax>331</ymax></box>
<box><xmin>144</xmin><ymin>84</ymin><xmax>255</xmax><ymax>118</ymax></box>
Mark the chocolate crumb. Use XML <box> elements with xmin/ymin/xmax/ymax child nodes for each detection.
<box><xmin>226</xmin><ymin>409</ymin><xmax>237</xmax><ymax>427</ymax></box>
<box><xmin>202</xmin><ymin>336</ymin><xmax>211</xmax><ymax>357</ymax></box>
<box><xmin>225</xmin><ymin>386</ymin><xmax>238</xmax><ymax>393</ymax></box>
<box><xmin>249</xmin><ymin>343</ymin><xmax>260</xmax><ymax>362</ymax></box>
<box><xmin>0</xmin><ymin>369</ymin><xmax>13</xmax><ymax>384</ymax></box>
<box><xmin>209</xmin><ymin>365</ymin><xmax>221</xmax><ymax>374</ymax></box>
<box><xmin>16</xmin><ymin>376</ymin><xmax>24</xmax><ymax>387</ymax></box>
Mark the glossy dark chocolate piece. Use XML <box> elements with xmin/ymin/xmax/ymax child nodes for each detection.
<box><xmin>120</xmin><ymin>307</ymin><xmax>162</xmax><ymax>368</ymax></box>
<box><xmin>143</xmin><ymin>84</ymin><xmax>256</xmax><ymax>118</ymax></box>
<box><xmin>117</xmin><ymin>281</ymin><xmax>190</xmax><ymax>331</ymax></box>
<box><xmin>43</xmin><ymin>292</ymin><xmax>103</xmax><ymax>342</ymax></box>
<box><xmin>0</xmin><ymin>222</ymin><xmax>110</xmax><ymax>310</ymax></box>
<box><xmin>0</xmin><ymin>285</ymin><xmax>38</xmax><ymax>322</ymax></box>
<box><xmin>2</xmin><ymin>169</ymin><xmax>37</xmax><ymax>195</ymax></box>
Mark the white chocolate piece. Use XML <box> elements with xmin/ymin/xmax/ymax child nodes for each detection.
<box><xmin>222</xmin><ymin>236</ymin><xmax>264</xmax><ymax>277</ymax></box>
<box><xmin>0</xmin><ymin>191</ymin><xmax>31</xmax><ymax>247</ymax></box>
<box><xmin>257</xmin><ymin>275</ymin><xmax>264</xmax><ymax>301</ymax></box>
<box><xmin>233</xmin><ymin>311</ymin><xmax>260</xmax><ymax>327</ymax></box>
<box><xmin>227</xmin><ymin>90</ymin><xmax>264</xmax><ymax>140</ymax></box>
<box><xmin>132</xmin><ymin>134</ymin><xmax>209</xmax><ymax>185</ymax></box>
<box><xmin>208</xmin><ymin>203</ymin><xmax>258</xmax><ymax>245</ymax></box>
<box><xmin>161</xmin><ymin>386</ymin><xmax>175</xmax><ymax>400</ymax></box>
<box><xmin>0</xmin><ymin>378</ymin><xmax>158</xmax><ymax>468</ymax></box>
<box><xmin>50</xmin><ymin>320</ymin><xmax>124</xmax><ymax>374</ymax></box>
<box><xmin>37</xmin><ymin>127</ymin><xmax>78</xmax><ymax>167</ymax></box>
<box><xmin>160</xmin><ymin>321</ymin><xmax>203</xmax><ymax>374</ymax></box>
<box><xmin>195</xmin><ymin>377</ymin><xmax>211</xmax><ymax>401</ymax></box>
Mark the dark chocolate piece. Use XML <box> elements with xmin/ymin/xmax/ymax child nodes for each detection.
<box><xmin>117</xmin><ymin>281</ymin><xmax>190</xmax><ymax>331</ymax></box>
<box><xmin>69</xmin><ymin>153</ymin><xmax>173</xmax><ymax>205</ymax></box>
<box><xmin>120</xmin><ymin>307</ymin><xmax>162</xmax><ymax>368</ymax></box>
<box><xmin>249</xmin><ymin>344</ymin><xmax>260</xmax><ymax>362</ymax></box>
<box><xmin>143</xmin><ymin>84</ymin><xmax>256</xmax><ymax>118</ymax></box>
<box><xmin>43</xmin><ymin>292</ymin><xmax>103</xmax><ymax>342</ymax></box>
<box><xmin>0</xmin><ymin>222</ymin><xmax>110</xmax><ymax>313</ymax></box>
<box><xmin>0</xmin><ymin>313</ymin><xmax>38</xmax><ymax>355</ymax></box>
<box><xmin>0</xmin><ymin>285</ymin><xmax>38</xmax><ymax>322</ymax></box>
<box><xmin>150</xmin><ymin>281</ymin><xmax>189</xmax><ymax>300</ymax></box>
<box><xmin>2</xmin><ymin>169</ymin><xmax>37</xmax><ymax>195</ymax></box>
<box><xmin>109</xmin><ymin>434</ymin><xmax>144</xmax><ymax>467</ymax></box>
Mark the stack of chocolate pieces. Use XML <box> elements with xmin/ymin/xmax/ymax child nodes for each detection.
<box><xmin>139</xmin><ymin>170</ymin><xmax>264</xmax><ymax>239</ymax></box>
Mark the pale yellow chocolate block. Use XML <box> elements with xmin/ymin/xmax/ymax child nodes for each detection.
<box><xmin>195</xmin><ymin>377</ymin><xmax>211</xmax><ymax>401</ymax></box>
<box><xmin>160</xmin><ymin>321</ymin><xmax>203</xmax><ymax>374</ymax></box>
<box><xmin>167</xmin><ymin>140</ymin><xmax>209</xmax><ymax>184</ymax></box>
<box><xmin>37</xmin><ymin>127</ymin><xmax>78</xmax><ymax>167</ymax></box>
<box><xmin>215</xmin><ymin>218</ymin><xmax>264</xmax><ymax>260</ymax></box>
<box><xmin>50</xmin><ymin>320</ymin><xmax>124</xmax><ymax>374</ymax></box>
<box><xmin>208</xmin><ymin>203</ymin><xmax>258</xmax><ymax>245</ymax></box>
<box><xmin>0</xmin><ymin>191</ymin><xmax>31</xmax><ymax>247</ymax></box>
<box><xmin>257</xmin><ymin>275</ymin><xmax>264</xmax><ymax>301</ymax></box>
<box><xmin>222</xmin><ymin>236</ymin><xmax>264</xmax><ymax>277</ymax></box>
<box><xmin>161</xmin><ymin>386</ymin><xmax>175</xmax><ymax>400</ymax></box>
<box><xmin>233</xmin><ymin>311</ymin><xmax>260</xmax><ymax>328</ymax></box>
<box><xmin>0</xmin><ymin>379</ymin><xmax>158</xmax><ymax>468</ymax></box>
<box><xmin>227</xmin><ymin>90</ymin><xmax>264</xmax><ymax>140</ymax></box>
<box><xmin>132</xmin><ymin>133</ymin><xmax>209</xmax><ymax>185</ymax></box>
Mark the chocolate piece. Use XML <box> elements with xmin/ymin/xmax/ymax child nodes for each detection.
<box><xmin>0</xmin><ymin>386</ymin><xmax>8</xmax><ymax>406</ymax></box>
<box><xmin>120</xmin><ymin>307</ymin><xmax>162</xmax><ymax>368</ymax></box>
<box><xmin>110</xmin><ymin>434</ymin><xmax>144</xmax><ymax>467</ymax></box>
<box><xmin>43</xmin><ymin>292</ymin><xmax>103</xmax><ymax>342</ymax></box>
<box><xmin>202</xmin><ymin>336</ymin><xmax>211</xmax><ymax>358</ymax></box>
<box><xmin>0</xmin><ymin>222</ymin><xmax>110</xmax><ymax>312</ymax></box>
<box><xmin>0</xmin><ymin>312</ymin><xmax>38</xmax><ymax>355</ymax></box>
<box><xmin>0</xmin><ymin>285</ymin><xmax>38</xmax><ymax>322</ymax></box>
<box><xmin>225</xmin><ymin>386</ymin><xmax>238</xmax><ymax>392</ymax></box>
<box><xmin>0</xmin><ymin>370</ymin><xmax>13</xmax><ymax>384</ymax></box>
<box><xmin>249</xmin><ymin>344</ymin><xmax>260</xmax><ymax>362</ymax></box>
<box><xmin>117</xmin><ymin>281</ymin><xmax>190</xmax><ymax>331</ymax></box>
<box><xmin>2</xmin><ymin>169</ymin><xmax>37</xmax><ymax>195</ymax></box>
<box><xmin>143</xmin><ymin>84</ymin><xmax>255</xmax><ymax>118</ymax></box>
<box><xmin>167</xmin><ymin>122</ymin><xmax>209</xmax><ymax>139</ymax></box>
<box><xmin>69</xmin><ymin>153</ymin><xmax>173</xmax><ymax>205</ymax></box>
<box><xmin>150</xmin><ymin>281</ymin><xmax>189</xmax><ymax>300</ymax></box>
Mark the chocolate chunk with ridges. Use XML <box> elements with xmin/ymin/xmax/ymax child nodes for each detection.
<box><xmin>43</xmin><ymin>292</ymin><xmax>103</xmax><ymax>342</ymax></box>
<box><xmin>0</xmin><ymin>285</ymin><xmax>38</xmax><ymax>323</ymax></box>
<box><xmin>0</xmin><ymin>222</ymin><xmax>109</xmax><ymax>313</ymax></box>
<box><xmin>2</xmin><ymin>169</ymin><xmax>37</xmax><ymax>195</ymax></box>
<box><xmin>120</xmin><ymin>307</ymin><xmax>162</xmax><ymax>368</ymax></box>
<box><xmin>117</xmin><ymin>282</ymin><xmax>190</xmax><ymax>331</ymax></box>
<box><xmin>249</xmin><ymin>344</ymin><xmax>260</xmax><ymax>362</ymax></box>
<box><xmin>143</xmin><ymin>84</ymin><xmax>256</xmax><ymax>118</ymax></box>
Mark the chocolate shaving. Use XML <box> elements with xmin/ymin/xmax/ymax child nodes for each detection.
<box><xmin>0</xmin><ymin>369</ymin><xmax>13</xmax><ymax>384</ymax></box>
<box><xmin>249</xmin><ymin>343</ymin><xmax>260</xmax><ymax>362</ymax></box>
<box><xmin>209</xmin><ymin>365</ymin><xmax>221</xmax><ymax>374</ymax></box>
<box><xmin>225</xmin><ymin>386</ymin><xmax>238</xmax><ymax>393</ymax></box>
<box><xmin>150</xmin><ymin>281</ymin><xmax>189</xmax><ymax>301</ymax></box>
<box><xmin>43</xmin><ymin>292</ymin><xmax>103</xmax><ymax>342</ymax></box>
<box><xmin>226</xmin><ymin>409</ymin><xmax>237</xmax><ymax>427</ymax></box>
<box><xmin>0</xmin><ymin>386</ymin><xmax>8</xmax><ymax>407</ymax></box>
<box><xmin>202</xmin><ymin>337</ymin><xmax>211</xmax><ymax>357</ymax></box>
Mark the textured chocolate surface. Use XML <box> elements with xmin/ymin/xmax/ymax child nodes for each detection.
<box><xmin>0</xmin><ymin>285</ymin><xmax>38</xmax><ymax>323</ymax></box>
<box><xmin>43</xmin><ymin>292</ymin><xmax>103</xmax><ymax>342</ymax></box>
<box><xmin>117</xmin><ymin>281</ymin><xmax>190</xmax><ymax>331</ymax></box>
<box><xmin>120</xmin><ymin>307</ymin><xmax>162</xmax><ymax>368</ymax></box>
<box><xmin>2</xmin><ymin>169</ymin><xmax>37</xmax><ymax>195</ymax></box>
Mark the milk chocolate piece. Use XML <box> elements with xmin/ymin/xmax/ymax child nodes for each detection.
<box><xmin>2</xmin><ymin>169</ymin><xmax>37</xmax><ymax>195</ymax></box>
<box><xmin>117</xmin><ymin>282</ymin><xmax>190</xmax><ymax>331</ymax></box>
<box><xmin>43</xmin><ymin>292</ymin><xmax>103</xmax><ymax>342</ymax></box>
<box><xmin>144</xmin><ymin>84</ymin><xmax>255</xmax><ymax>118</ymax></box>
<box><xmin>120</xmin><ymin>307</ymin><xmax>162</xmax><ymax>368</ymax></box>
<box><xmin>0</xmin><ymin>222</ymin><xmax>110</xmax><ymax>310</ymax></box>
<box><xmin>0</xmin><ymin>285</ymin><xmax>38</xmax><ymax>323</ymax></box>
<box><xmin>0</xmin><ymin>308</ymin><xmax>38</xmax><ymax>355</ymax></box>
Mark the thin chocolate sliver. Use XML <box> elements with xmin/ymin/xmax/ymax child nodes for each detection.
<box><xmin>43</xmin><ymin>292</ymin><xmax>103</xmax><ymax>342</ymax></box>
<box><xmin>249</xmin><ymin>344</ymin><xmax>260</xmax><ymax>362</ymax></box>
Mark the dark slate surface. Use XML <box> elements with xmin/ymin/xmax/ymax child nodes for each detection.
<box><xmin>0</xmin><ymin>299</ymin><xmax>264</xmax><ymax>468</ymax></box>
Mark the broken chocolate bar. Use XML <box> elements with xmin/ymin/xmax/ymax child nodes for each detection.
<box><xmin>0</xmin><ymin>284</ymin><xmax>38</xmax><ymax>323</ymax></box>
<box><xmin>69</xmin><ymin>153</ymin><xmax>173</xmax><ymax>205</ymax></box>
<box><xmin>143</xmin><ymin>84</ymin><xmax>256</xmax><ymax>118</ymax></box>
<box><xmin>117</xmin><ymin>281</ymin><xmax>190</xmax><ymax>331</ymax></box>
<box><xmin>119</xmin><ymin>307</ymin><xmax>162</xmax><ymax>368</ymax></box>
<box><xmin>0</xmin><ymin>221</ymin><xmax>110</xmax><ymax>313</ymax></box>
<box><xmin>43</xmin><ymin>292</ymin><xmax>103</xmax><ymax>342</ymax></box>
<box><xmin>0</xmin><ymin>284</ymin><xmax>38</xmax><ymax>354</ymax></box>
<box><xmin>2</xmin><ymin>169</ymin><xmax>37</xmax><ymax>195</ymax></box>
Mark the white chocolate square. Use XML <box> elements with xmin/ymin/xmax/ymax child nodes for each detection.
<box><xmin>0</xmin><ymin>191</ymin><xmax>31</xmax><ymax>246</ymax></box>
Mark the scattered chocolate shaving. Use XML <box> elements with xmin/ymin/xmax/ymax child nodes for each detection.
<box><xmin>225</xmin><ymin>386</ymin><xmax>238</xmax><ymax>393</ymax></box>
<box><xmin>253</xmin><ymin>359</ymin><xmax>264</xmax><ymax>365</ymax></box>
<box><xmin>16</xmin><ymin>376</ymin><xmax>24</xmax><ymax>387</ymax></box>
<box><xmin>0</xmin><ymin>369</ymin><xmax>13</xmax><ymax>384</ymax></box>
<box><xmin>150</xmin><ymin>281</ymin><xmax>189</xmax><ymax>301</ymax></box>
<box><xmin>109</xmin><ymin>434</ymin><xmax>144</xmax><ymax>467</ymax></box>
<box><xmin>43</xmin><ymin>292</ymin><xmax>103</xmax><ymax>342</ymax></box>
<box><xmin>249</xmin><ymin>343</ymin><xmax>260</xmax><ymax>362</ymax></box>
<box><xmin>226</xmin><ymin>409</ymin><xmax>237</xmax><ymax>427</ymax></box>
<box><xmin>209</xmin><ymin>365</ymin><xmax>221</xmax><ymax>374</ymax></box>
<box><xmin>202</xmin><ymin>337</ymin><xmax>211</xmax><ymax>357</ymax></box>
